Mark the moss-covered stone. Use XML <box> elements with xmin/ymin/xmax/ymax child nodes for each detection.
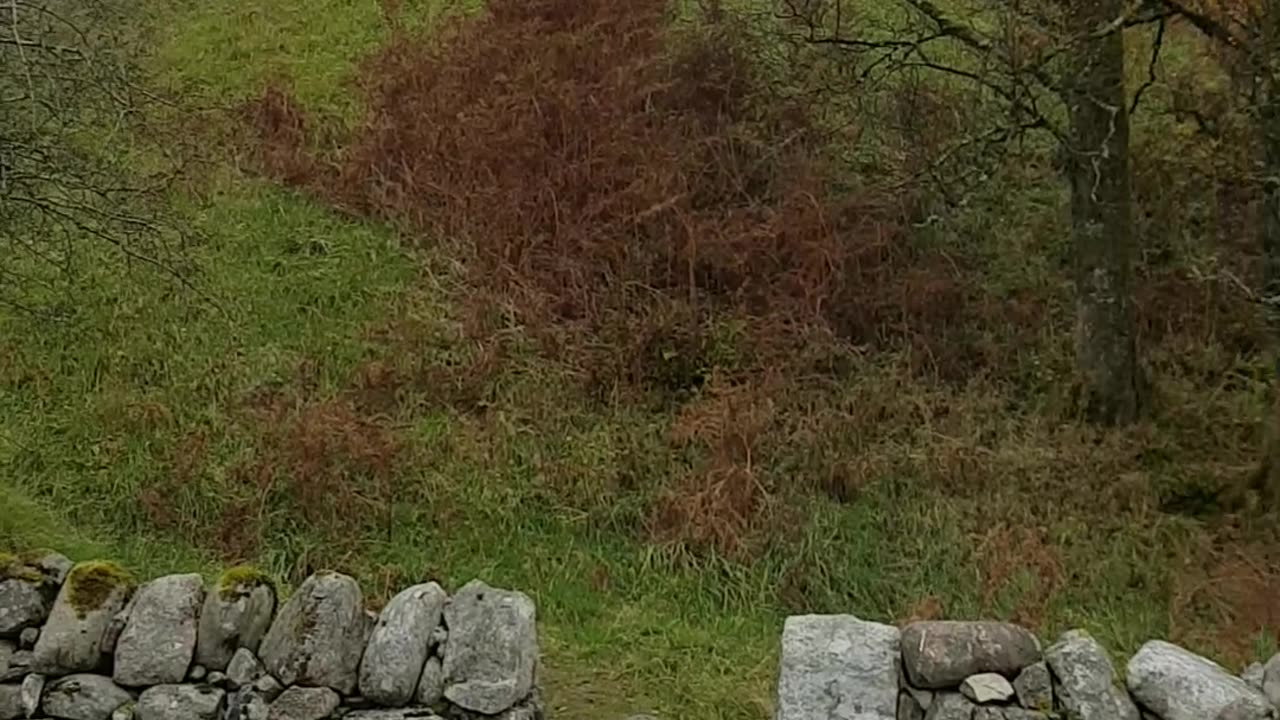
<box><xmin>66</xmin><ymin>561</ymin><xmax>135</xmax><ymax>619</ymax></box>
<box><xmin>0</xmin><ymin>553</ymin><xmax>44</xmax><ymax>584</ymax></box>
<box><xmin>217</xmin><ymin>565</ymin><xmax>275</xmax><ymax>601</ymax></box>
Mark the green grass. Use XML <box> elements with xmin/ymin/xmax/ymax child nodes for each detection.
<box><xmin>2</xmin><ymin>2</ymin><xmax>1278</xmax><ymax>719</ymax></box>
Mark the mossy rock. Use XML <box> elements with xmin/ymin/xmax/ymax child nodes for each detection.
<box><xmin>0</xmin><ymin>552</ymin><xmax>46</xmax><ymax>584</ymax></box>
<box><xmin>217</xmin><ymin>565</ymin><xmax>276</xmax><ymax>601</ymax></box>
<box><xmin>66</xmin><ymin>561</ymin><xmax>136</xmax><ymax>619</ymax></box>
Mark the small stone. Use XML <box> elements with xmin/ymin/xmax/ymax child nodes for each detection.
<box><xmin>1127</xmin><ymin>640</ymin><xmax>1271</xmax><ymax>720</ymax></box>
<box><xmin>110</xmin><ymin>702</ymin><xmax>134</xmax><ymax>720</ymax></box>
<box><xmin>41</xmin><ymin>674</ymin><xmax>133</xmax><ymax>720</ymax></box>
<box><xmin>414</xmin><ymin>657</ymin><xmax>444</xmax><ymax>707</ymax></box>
<box><xmin>1262</xmin><ymin>652</ymin><xmax>1280</xmax><ymax>707</ymax></box>
<box><xmin>15</xmin><ymin>632</ymin><xmax>35</xmax><ymax>652</ymax></box>
<box><xmin>960</xmin><ymin>673</ymin><xmax>1015</xmax><ymax>704</ymax></box>
<box><xmin>243</xmin><ymin>692</ymin><xmax>268</xmax><ymax>720</ymax></box>
<box><xmin>134</xmin><ymin>684</ymin><xmax>224</xmax><ymax>720</ymax></box>
<box><xmin>98</xmin><ymin>596</ymin><xmax>134</xmax><ymax>661</ymax></box>
<box><xmin>924</xmin><ymin>692</ymin><xmax>974</xmax><ymax>720</ymax></box>
<box><xmin>898</xmin><ymin>690</ymin><xmax>924</xmax><ymax>720</ymax></box>
<box><xmin>1241</xmin><ymin>662</ymin><xmax>1264</xmax><ymax>690</ymax></box>
<box><xmin>776</xmin><ymin>614</ymin><xmax>899</xmax><ymax>720</ymax></box>
<box><xmin>259</xmin><ymin>572</ymin><xmax>368</xmax><ymax>695</ymax></box>
<box><xmin>1044</xmin><ymin>630</ymin><xmax>1138</xmax><ymax>720</ymax></box>
<box><xmin>1218</xmin><ymin>696</ymin><xmax>1271</xmax><ymax>720</ymax></box>
<box><xmin>0</xmin><ymin>684</ymin><xmax>22</xmax><ymax>720</ymax></box>
<box><xmin>429</xmin><ymin>627</ymin><xmax>447</xmax><ymax>650</ymax></box>
<box><xmin>225</xmin><ymin>649</ymin><xmax>264</xmax><ymax>689</ymax></box>
<box><xmin>1012</xmin><ymin>662</ymin><xmax>1052</xmax><ymax>711</ymax></box>
<box><xmin>903</xmin><ymin>685</ymin><xmax>933</xmax><ymax>712</ymax></box>
<box><xmin>206</xmin><ymin>671</ymin><xmax>226</xmax><ymax>688</ymax></box>
<box><xmin>0</xmin><ymin>643</ymin><xmax>13</xmax><ymax>681</ymax></box>
<box><xmin>30</xmin><ymin>554</ymin><xmax>74</xmax><ymax>586</ymax></box>
<box><xmin>187</xmin><ymin>665</ymin><xmax>206</xmax><ymax>683</ymax></box>
<box><xmin>358</xmin><ymin>583</ymin><xmax>446</xmax><ymax>707</ymax></box>
<box><xmin>20</xmin><ymin>673</ymin><xmax>43</xmax><ymax>717</ymax></box>
<box><xmin>0</xmin><ymin>651</ymin><xmax>31</xmax><ymax>683</ymax></box>
<box><xmin>901</xmin><ymin>622</ymin><xmax>1040</xmax><ymax>689</ymax></box>
<box><xmin>266</xmin><ymin>686</ymin><xmax>339</xmax><ymax>720</ymax></box>
<box><xmin>113</xmin><ymin>574</ymin><xmax>203</xmax><ymax>687</ymax></box>
<box><xmin>250</xmin><ymin>675</ymin><xmax>283</xmax><ymax>703</ymax></box>
<box><xmin>442</xmin><ymin>580</ymin><xmax>540</xmax><ymax>716</ymax></box>
<box><xmin>33</xmin><ymin>563</ymin><xmax>135</xmax><ymax>676</ymax></box>
<box><xmin>194</xmin><ymin>569</ymin><xmax>275</xmax><ymax>672</ymax></box>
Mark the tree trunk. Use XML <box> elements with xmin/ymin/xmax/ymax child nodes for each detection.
<box><xmin>1063</xmin><ymin>0</ymin><xmax>1143</xmax><ymax>426</ymax></box>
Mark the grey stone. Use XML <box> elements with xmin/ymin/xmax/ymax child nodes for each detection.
<box><xmin>0</xmin><ymin>643</ymin><xmax>13</xmax><ymax>682</ymax></box>
<box><xmin>250</xmin><ymin>675</ymin><xmax>283</xmax><ymax>703</ymax></box>
<box><xmin>960</xmin><ymin>673</ymin><xmax>1014</xmax><ymax>704</ymax></box>
<box><xmin>110</xmin><ymin>703</ymin><xmax>134</xmax><ymax>720</ymax></box>
<box><xmin>225</xmin><ymin>649</ymin><xmax>264</xmax><ymax>689</ymax></box>
<box><xmin>113</xmin><ymin>574</ymin><xmax>203</xmax><ymax>687</ymax></box>
<box><xmin>134</xmin><ymin>684</ymin><xmax>224</xmax><ymax>720</ymax></box>
<box><xmin>0</xmin><ymin>581</ymin><xmax>49</xmax><ymax>640</ymax></box>
<box><xmin>1043</xmin><ymin>630</ymin><xmax>1138</xmax><ymax>720</ymax></box>
<box><xmin>194</xmin><ymin>574</ymin><xmax>275</xmax><ymax>672</ymax></box>
<box><xmin>98</xmin><ymin>595</ymin><xmax>134</xmax><ymax>661</ymax></box>
<box><xmin>207</xmin><ymin>671</ymin><xmax>227</xmax><ymax>688</ymax></box>
<box><xmin>15</xmin><ymin>632</ymin><xmax>35</xmax><ymax>653</ymax></box>
<box><xmin>414</xmin><ymin>657</ymin><xmax>444</xmax><ymax>707</ymax></box>
<box><xmin>188</xmin><ymin>664</ymin><xmax>206</xmax><ymax>682</ymax></box>
<box><xmin>902</xmin><ymin>685</ymin><xmax>933</xmax><ymax>712</ymax></box>
<box><xmin>1218</xmin><ymin>696</ymin><xmax>1272</xmax><ymax>720</ymax></box>
<box><xmin>1</xmin><ymin>652</ymin><xmax>31</xmax><ymax>683</ymax></box>
<box><xmin>1262</xmin><ymin>652</ymin><xmax>1280</xmax><ymax>707</ymax></box>
<box><xmin>1127</xmin><ymin>640</ymin><xmax>1271</xmax><ymax>720</ymax></box>
<box><xmin>41</xmin><ymin>674</ymin><xmax>133</xmax><ymax>720</ymax></box>
<box><xmin>30</xmin><ymin>554</ymin><xmax>74</xmax><ymax>586</ymax></box>
<box><xmin>33</xmin><ymin>564</ymin><xmax>134</xmax><ymax>676</ymax></box>
<box><xmin>898</xmin><ymin>690</ymin><xmax>924</xmax><ymax>720</ymax></box>
<box><xmin>342</xmin><ymin>711</ymin><xmax>442</xmax><ymax>719</ymax></box>
<box><xmin>901</xmin><ymin>622</ymin><xmax>1040</xmax><ymax>689</ymax></box>
<box><xmin>266</xmin><ymin>686</ymin><xmax>339</xmax><ymax>720</ymax></box>
<box><xmin>0</xmin><ymin>684</ymin><xmax>21</xmax><ymax>720</ymax></box>
<box><xmin>441</xmin><ymin>580</ymin><xmax>539</xmax><ymax>716</ymax></box>
<box><xmin>243</xmin><ymin>693</ymin><xmax>269</xmax><ymax>720</ymax></box>
<box><xmin>923</xmin><ymin>692</ymin><xmax>974</xmax><ymax>720</ymax></box>
<box><xmin>259</xmin><ymin>572</ymin><xmax>368</xmax><ymax>695</ymax></box>
<box><xmin>21</xmin><ymin>674</ymin><xmax>43</xmax><ymax>717</ymax></box>
<box><xmin>429</xmin><ymin>627</ymin><xmax>447</xmax><ymax>651</ymax></box>
<box><xmin>972</xmin><ymin>711</ymin><xmax>1001</xmax><ymax>720</ymax></box>
<box><xmin>1012</xmin><ymin>662</ymin><xmax>1051</xmax><ymax>711</ymax></box>
<box><xmin>776</xmin><ymin>614</ymin><xmax>900</xmax><ymax>720</ymax></box>
<box><xmin>358</xmin><ymin>583</ymin><xmax>446</xmax><ymax>707</ymax></box>
<box><xmin>1241</xmin><ymin>662</ymin><xmax>1264</xmax><ymax>690</ymax></box>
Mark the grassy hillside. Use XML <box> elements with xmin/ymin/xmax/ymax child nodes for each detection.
<box><xmin>2</xmin><ymin>1</ymin><xmax>1278</xmax><ymax>718</ymax></box>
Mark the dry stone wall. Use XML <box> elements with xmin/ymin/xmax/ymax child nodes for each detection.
<box><xmin>0</xmin><ymin>552</ymin><xmax>542</xmax><ymax>720</ymax></box>
<box><xmin>776</xmin><ymin>615</ymin><xmax>1280</xmax><ymax>720</ymax></box>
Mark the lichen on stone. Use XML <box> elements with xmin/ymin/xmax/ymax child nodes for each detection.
<box><xmin>217</xmin><ymin>565</ymin><xmax>275</xmax><ymax>601</ymax></box>
<box><xmin>66</xmin><ymin>561</ymin><xmax>135</xmax><ymax>618</ymax></box>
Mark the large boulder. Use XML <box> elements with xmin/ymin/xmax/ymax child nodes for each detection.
<box><xmin>441</xmin><ymin>581</ymin><xmax>539</xmax><ymax>715</ymax></box>
<box><xmin>194</xmin><ymin>568</ymin><xmax>276</xmax><ymax>672</ymax></box>
<box><xmin>113</xmin><ymin>574</ymin><xmax>203</xmax><ymax>687</ymax></box>
<box><xmin>1126</xmin><ymin>640</ymin><xmax>1271</xmax><ymax>720</ymax></box>
<box><xmin>134</xmin><ymin>684</ymin><xmax>224</xmax><ymax>720</ymax></box>
<box><xmin>900</xmin><ymin>622</ymin><xmax>1040</xmax><ymax>689</ymax></box>
<box><xmin>41</xmin><ymin>674</ymin><xmax>133</xmax><ymax>720</ymax></box>
<box><xmin>1262</xmin><ymin>652</ymin><xmax>1280</xmax><ymax>708</ymax></box>
<box><xmin>358</xmin><ymin>582</ymin><xmax>447</xmax><ymax>707</ymax></box>
<box><xmin>33</xmin><ymin>563</ymin><xmax>135</xmax><ymax>675</ymax></box>
<box><xmin>1043</xmin><ymin>630</ymin><xmax>1138</xmax><ymax>720</ymax></box>
<box><xmin>775</xmin><ymin>614</ymin><xmax>900</xmax><ymax>720</ymax></box>
<box><xmin>266</xmin><ymin>686</ymin><xmax>340</xmax><ymax>720</ymax></box>
<box><xmin>259</xmin><ymin>571</ymin><xmax>369</xmax><ymax>695</ymax></box>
